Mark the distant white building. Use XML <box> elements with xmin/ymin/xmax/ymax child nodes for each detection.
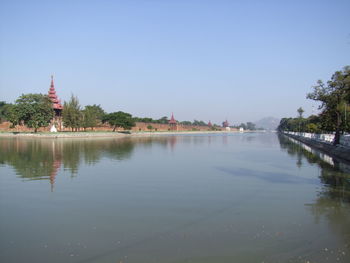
<box><xmin>239</xmin><ymin>127</ymin><xmax>244</xmax><ymax>132</ymax></box>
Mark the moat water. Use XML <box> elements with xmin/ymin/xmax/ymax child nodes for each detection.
<box><xmin>0</xmin><ymin>133</ymin><xmax>349</xmax><ymax>263</ymax></box>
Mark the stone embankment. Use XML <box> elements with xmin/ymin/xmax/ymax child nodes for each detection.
<box><xmin>283</xmin><ymin>131</ymin><xmax>350</xmax><ymax>162</ymax></box>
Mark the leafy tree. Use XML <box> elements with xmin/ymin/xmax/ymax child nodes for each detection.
<box><xmin>180</xmin><ymin>121</ymin><xmax>192</xmax><ymax>125</ymax></box>
<box><xmin>297</xmin><ymin>107</ymin><xmax>304</xmax><ymax>118</ymax></box>
<box><xmin>296</xmin><ymin>107</ymin><xmax>305</xmax><ymax>132</ymax></box>
<box><xmin>105</xmin><ymin>111</ymin><xmax>135</xmax><ymax>131</ymax></box>
<box><xmin>0</xmin><ymin>101</ymin><xmax>13</xmax><ymax>123</ymax></box>
<box><xmin>305</xmin><ymin>115</ymin><xmax>321</xmax><ymax>133</ymax></box>
<box><xmin>82</xmin><ymin>104</ymin><xmax>105</xmax><ymax>130</ymax></box>
<box><xmin>305</xmin><ymin>123</ymin><xmax>319</xmax><ymax>133</ymax></box>
<box><xmin>62</xmin><ymin>95</ymin><xmax>82</xmax><ymax>131</ymax></box>
<box><xmin>8</xmin><ymin>94</ymin><xmax>54</xmax><ymax>132</ymax></box>
<box><xmin>147</xmin><ymin>125</ymin><xmax>153</xmax><ymax>131</ymax></box>
<box><xmin>134</xmin><ymin>117</ymin><xmax>154</xmax><ymax>123</ymax></box>
<box><xmin>278</xmin><ymin>118</ymin><xmax>298</xmax><ymax>132</ymax></box>
<box><xmin>239</xmin><ymin>123</ymin><xmax>247</xmax><ymax>130</ymax></box>
<box><xmin>193</xmin><ymin>120</ymin><xmax>206</xmax><ymax>126</ymax></box>
<box><xmin>246</xmin><ymin>122</ymin><xmax>256</xmax><ymax>130</ymax></box>
<box><xmin>155</xmin><ymin>116</ymin><xmax>169</xmax><ymax>124</ymax></box>
<box><xmin>278</xmin><ymin>116</ymin><xmax>320</xmax><ymax>133</ymax></box>
<box><xmin>307</xmin><ymin>66</ymin><xmax>350</xmax><ymax>145</ymax></box>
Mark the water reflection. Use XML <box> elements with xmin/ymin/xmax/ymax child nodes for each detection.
<box><xmin>278</xmin><ymin>134</ymin><xmax>350</xmax><ymax>202</ymax></box>
<box><xmin>1</xmin><ymin>134</ymin><xmax>350</xmax><ymax>262</ymax></box>
<box><xmin>0</xmin><ymin>137</ymin><xmax>172</xmax><ymax>191</ymax></box>
<box><xmin>278</xmin><ymin>134</ymin><xmax>350</xmax><ymax>259</ymax></box>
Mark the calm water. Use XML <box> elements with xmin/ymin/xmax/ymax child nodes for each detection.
<box><xmin>0</xmin><ymin>133</ymin><xmax>349</xmax><ymax>263</ymax></box>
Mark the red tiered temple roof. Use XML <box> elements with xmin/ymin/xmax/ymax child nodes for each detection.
<box><xmin>48</xmin><ymin>75</ymin><xmax>63</xmax><ymax>110</ymax></box>
<box><xmin>208</xmin><ymin>121</ymin><xmax>212</xmax><ymax>127</ymax></box>
<box><xmin>169</xmin><ymin>113</ymin><xmax>177</xmax><ymax>125</ymax></box>
<box><xmin>222</xmin><ymin>120</ymin><xmax>229</xmax><ymax>128</ymax></box>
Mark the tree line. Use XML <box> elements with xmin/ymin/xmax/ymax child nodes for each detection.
<box><xmin>0</xmin><ymin>94</ymin><xmax>136</xmax><ymax>132</ymax></box>
<box><xmin>1</xmin><ymin>91</ymin><xmax>265</xmax><ymax>133</ymax></box>
<box><xmin>0</xmin><ymin>94</ymin><xmax>222</xmax><ymax>132</ymax></box>
<box><xmin>134</xmin><ymin>117</ymin><xmax>216</xmax><ymax>127</ymax></box>
<box><xmin>278</xmin><ymin>66</ymin><xmax>350</xmax><ymax>145</ymax></box>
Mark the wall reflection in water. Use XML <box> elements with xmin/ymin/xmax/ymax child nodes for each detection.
<box><xmin>278</xmin><ymin>134</ymin><xmax>350</xmax><ymax>253</ymax></box>
<box><xmin>278</xmin><ymin>134</ymin><xmax>350</xmax><ymax>201</ymax></box>
<box><xmin>0</xmin><ymin>137</ymin><xmax>175</xmax><ymax>191</ymax></box>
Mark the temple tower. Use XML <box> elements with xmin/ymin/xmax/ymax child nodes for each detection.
<box><xmin>48</xmin><ymin>76</ymin><xmax>63</xmax><ymax>130</ymax></box>
<box><xmin>168</xmin><ymin>113</ymin><xmax>177</xmax><ymax>131</ymax></box>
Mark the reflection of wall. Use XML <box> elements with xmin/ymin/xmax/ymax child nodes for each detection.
<box><xmin>279</xmin><ymin>134</ymin><xmax>350</xmax><ymax>260</ymax></box>
<box><xmin>131</xmin><ymin>122</ymin><xmax>232</xmax><ymax>132</ymax></box>
<box><xmin>278</xmin><ymin>134</ymin><xmax>350</xmax><ymax>200</ymax></box>
<box><xmin>284</xmin><ymin>131</ymin><xmax>350</xmax><ymax>148</ymax></box>
<box><xmin>286</xmin><ymin>136</ymin><xmax>335</xmax><ymax>166</ymax></box>
<box><xmin>0</xmin><ymin>137</ymin><xmax>178</xmax><ymax>190</ymax></box>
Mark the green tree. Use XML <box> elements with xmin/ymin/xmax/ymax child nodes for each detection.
<box><xmin>8</xmin><ymin>94</ymin><xmax>54</xmax><ymax>132</ymax></box>
<box><xmin>297</xmin><ymin>107</ymin><xmax>304</xmax><ymax>118</ymax></box>
<box><xmin>278</xmin><ymin>118</ymin><xmax>299</xmax><ymax>132</ymax></box>
<box><xmin>0</xmin><ymin>101</ymin><xmax>13</xmax><ymax>123</ymax></box>
<box><xmin>134</xmin><ymin>117</ymin><xmax>154</xmax><ymax>123</ymax></box>
<box><xmin>147</xmin><ymin>125</ymin><xmax>153</xmax><ymax>131</ymax></box>
<box><xmin>62</xmin><ymin>95</ymin><xmax>82</xmax><ymax>131</ymax></box>
<box><xmin>105</xmin><ymin>111</ymin><xmax>135</xmax><ymax>132</ymax></box>
<box><xmin>193</xmin><ymin>120</ymin><xmax>206</xmax><ymax>126</ymax></box>
<box><xmin>305</xmin><ymin>123</ymin><xmax>319</xmax><ymax>133</ymax></box>
<box><xmin>156</xmin><ymin>116</ymin><xmax>169</xmax><ymax>124</ymax></box>
<box><xmin>82</xmin><ymin>104</ymin><xmax>105</xmax><ymax>131</ymax></box>
<box><xmin>246</xmin><ymin>122</ymin><xmax>256</xmax><ymax>130</ymax></box>
<box><xmin>307</xmin><ymin>66</ymin><xmax>350</xmax><ymax>145</ymax></box>
<box><xmin>297</xmin><ymin>107</ymin><xmax>304</xmax><ymax>132</ymax></box>
<box><xmin>239</xmin><ymin>123</ymin><xmax>247</xmax><ymax>130</ymax></box>
<box><xmin>180</xmin><ymin>121</ymin><xmax>192</xmax><ymax>125</ymax></box>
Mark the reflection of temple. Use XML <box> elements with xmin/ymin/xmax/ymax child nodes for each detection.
<box><xmin>168</xmin><ymin>136</ymin><xmax>177</xmax><ymax>151</ymax></box>
<box><xmin>49</xmin><ymin>159</ymin><xmax>62</xmax><ymax>192</ymax></box>
<box><xmin>168</xmin><ymin>113</ymin><xmax>177</xmax><ymax>131</ymax></box>
<box><xmin>48</xmin><ymin>76</ymin><xmax>63</xmax><ymax>130</ymax></box>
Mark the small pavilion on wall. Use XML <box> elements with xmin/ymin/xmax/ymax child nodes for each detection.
<box><xmin>48</xmin><ymin>76</ymin><xmax>63</xmax><ymax>130</ymax></box>
<box><xmin>168</xmin><ymin>113</ymin><xmax>178</xmax><ymax>131</ymax></box>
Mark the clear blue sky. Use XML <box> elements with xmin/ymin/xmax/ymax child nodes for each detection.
<box><xmin>1</xmin><ymin>0</ymin><xmax>349</xmax><ymax>124</ymax></box>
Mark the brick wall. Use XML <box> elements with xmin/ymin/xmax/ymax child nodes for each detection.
<box><xmin>0</xmin><ymin>121</ymin><xmax>232</xmax><ymax>132</ymax></box>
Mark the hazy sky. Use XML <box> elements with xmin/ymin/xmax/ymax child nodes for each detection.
<box><xmin>1</xmin><ymin>0</ymin><xmax>349</xmax><ymax>124</ymax></box>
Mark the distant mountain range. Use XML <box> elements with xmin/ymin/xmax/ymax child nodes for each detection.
<box><xmin>254</xmin><ymin>117</ymin><xmax>280</xmax><ymax>130</ymax></box>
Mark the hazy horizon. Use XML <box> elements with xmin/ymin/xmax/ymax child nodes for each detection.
<box><xmin>1</xmin><ymin>0</ymin><xmax>349</xmax><ymax>124</ymax></box>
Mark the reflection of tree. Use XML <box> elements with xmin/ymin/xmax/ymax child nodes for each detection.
<box><xmin>278</xmin><ymin>134</ymin><xmax>318</xmax><ymax>167</ymax></box>
<box><xmin>308</xmin><ymin>192</ymin><xmax>350</xmax><ymax>258</ymax></box>
<box><xmin>105</xmin><ymin>138</ymin><xmax>135</xmax><ymax>160</ymax></box>
<box><xmin>278</xmin><ymin>134</ymin><xmax>350</xmax><ymax>256</ymax></box>
<box><xmin>0</xmin><ymin>138</ymin><xmax>57</xmax><ymax>180</ymax></box>
<box><xmin>318</xmin><ymin>169</ymin><xmax>350</xmax><ymax>203</ymax></box>
<box><xmin>278</xmin><ymin>134</ymin><xmax>350</xmax><ymax>201</ymax></box>
<box><xmin>61</xmin><ymin>140</ymin><xmax>82</xmax><ymax>174</ymax></box>
<box><xmin>0</xmin><ymin>136</ymin><xmax>176</xmax><ymax>190</ymax></box>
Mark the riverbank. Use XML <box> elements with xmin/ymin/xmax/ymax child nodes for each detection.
<box><xmin>282</xmin><ymin>132</ymin><xmax>350</xmax><ymax>162</ymax></box>
<box><xmin>0</xmin><ymin>130</ymin><xmax>252</xmax><ymax>139</ymax></box>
